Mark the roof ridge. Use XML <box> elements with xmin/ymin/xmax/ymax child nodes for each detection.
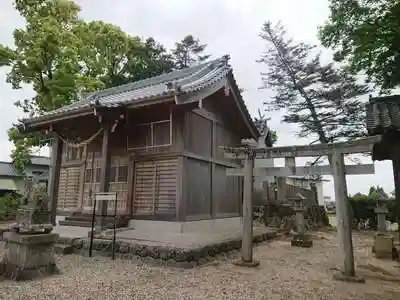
<box><xmin>88</xmin><ymin>57</ymin><xmax>226</xmax><ymax>101</ymax></box>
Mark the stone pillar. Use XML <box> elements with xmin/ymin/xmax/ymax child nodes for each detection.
<box><xmin>332</xmin><ymin>151</ymin><xmax>364</xmax><ymax>283</ymax></box>
<box><xmin>392</xmin><ymin>159</ymin><xmax>400</xmax><ymax>242</ymax></box>
<box><xmin>276</xmin><ymin>177</ymin><xmax>287</xmax><ymax>204</ymax></box>
<box><xmin>291</xmin><ymin>194</ymin><xmax>313</xmax><ymax>248</ymax></box>
<box><xmin>373</xmin><ymin>200</ymin><xmax>394</xmax><ymax>259</ymax></box>
<box><xmin>375</xmin><ymin>205</ymin><xmax>388</xmax><ymax>233</ymax></box>
<box><xmin>234</xmin><ymin>146</ymin><xmax>259</xmax><ymax>267</ymax></box>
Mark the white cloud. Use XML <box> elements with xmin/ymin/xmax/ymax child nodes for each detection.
<box><xmin>0</xmin><ymin>0</ymin><xmax>395</xmax><ymax>197</ymax></box>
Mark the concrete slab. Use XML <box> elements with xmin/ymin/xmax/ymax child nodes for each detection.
<box><xmin>53</xmin><ymin>226</ymin><xmax>90</xmax><ymax>240</ymax></box>
<box><xmin>105</xmin><ymin>226</ymin><xmax>276</xmax><ymax>250</ymax></box>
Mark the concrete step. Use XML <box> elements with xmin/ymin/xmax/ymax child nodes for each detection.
<box><xmin>59</xmin><ymin>220</ymin><xmax>116</xmax><ymax>229</ymax></box>
<box><xmin>59</xmin><ymin>220</ymin><xmax>93</xmax><ymax>227</ymax></box>
<box><xmin>64</xmin><ymin>216</ymin><xmax>94</xmax><ymax>222</ymax></box>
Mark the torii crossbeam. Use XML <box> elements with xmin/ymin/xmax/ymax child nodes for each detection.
<box><xmin>220</xmin><ymin>135</ymin><xmax>381</xmax><ymax>281</ymax></box>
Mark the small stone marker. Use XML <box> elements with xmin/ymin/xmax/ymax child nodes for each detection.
<box><xmin>291</xmin><ymin>193</ymin><xmax>313</xmax><ymax>248</ymax></box>
<box><xmin>373</xmin><ymin>195</ymin><xmax>395</xmax><ymax>259</ymax></box>
<box><xmin>0</xmin><ymin>177</ymin><xmax>59</xmax><ymax>281</ymax></box>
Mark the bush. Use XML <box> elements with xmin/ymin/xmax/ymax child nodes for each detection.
<box><xmin>0</xmin><ymin>192</ymin><xmax>21</xmax><ymax>221</ymax></box>
<box><xmin>348</xmin><ymin>196</ymin><xmax>396</xmax><ymax>230</ymax></box>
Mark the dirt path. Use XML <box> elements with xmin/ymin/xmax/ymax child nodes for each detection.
<box><xmin>0</xmin><ymin>231</ymin><xmax>399</xmax><ymax>300</ymax></box>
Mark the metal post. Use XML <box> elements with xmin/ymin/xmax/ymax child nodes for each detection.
<box><xmin>112</xmin><ymin>196</ymin><xmax>117</xmax><ymax>261</ymax></box>
<box><xmin>89</xmin><ymin>195</ymin><xmax>97</xmax><ymax>258</ymax></box>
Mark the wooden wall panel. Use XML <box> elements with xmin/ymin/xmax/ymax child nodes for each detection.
<box><xmin>185</xmin><ymin>158</ymin><xmax>211</xmax><ymax>217</ymax></box>
<box><xmin>215</xmin><ymin>123</ymin><xmax>239</xmax><ymax>162</ymax></box>
<box><xmin>184</xmin><ymin>111</ymin><xmax>212</xmax><ymax>158</ymax></box>
<box><xmin>213</xmin><ymin>164</ymin><xmax>241</xmax><ymax>216</ymax></box>
<box><xmin>134</xmin><ymin>158</ymin><xmax>177</xmax><ymax>216</ymax></box>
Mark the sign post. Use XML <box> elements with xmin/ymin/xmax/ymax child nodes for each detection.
<box><xmin>89</xmin><ymin>192</ymin><xmax>117</xmax><ymax>258</ymax></box>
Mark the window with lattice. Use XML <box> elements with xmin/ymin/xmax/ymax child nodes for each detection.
<box><xmin>128</xmin><ymin>120</ymin><xmax>172</xmax><ymax>149</ymax></box>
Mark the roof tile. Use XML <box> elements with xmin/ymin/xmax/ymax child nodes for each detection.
<box><xmin>21</xmin><ymin>57</ymin><xmax>232</xmax><ymax>124</ymax></box>
<box><xmin>367</xmin><ymin>95</ymin><xmax>400</xmax><ymax>134</ymax></box>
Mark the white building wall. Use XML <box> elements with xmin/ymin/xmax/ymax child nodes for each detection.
<box><xmin>253</xmin><ymin>158</ymin><xmax>275</xmax><ymax>190</ymax></box>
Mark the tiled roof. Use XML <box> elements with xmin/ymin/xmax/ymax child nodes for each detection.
<box><xmin>0</xmin><ymin>156</ymin><xmax>50</xmax><ymax>177</ymax></box>
<box><xmin>21</xmin><ymin>56</ymin><xmax>235</xmax><ymax>125</ymax></box>
<box><xmin>0</xmin><ymin>162</ymin><xmax>19</xmax><ymax>177</ymax></box>
<box><xmin>367</xmin><ymin>95</ymin><xmax>400</xmax><ymax>134</ymax></box>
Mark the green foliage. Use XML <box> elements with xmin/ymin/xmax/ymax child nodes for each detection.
<box><xmin>0</xmin><ymin>192</ymin><xmax>21</xmax><ymax>221</ymax></box>
<box><xmin>2</xmin><ymin>1</ymin><xmax>209</xmax><ymax>173</ymax></box>
<box><xmin>348</xmin><ymin>186</ymin><xmax>395</xmax><ymax>230</ymax></box>
<box><xmin>319</xmin><ymin>0</ymin><xmax>400</xmax><ymax>90</ymax></box>
<box><xmin>258</xmin><ymin>21</ymin><xmax>370</xmax><ymax>145</ymax></box>
<box><xmin>172</xmin><ymin>35</ymin><xmax>210</xmax><ymax>69</ymax></box>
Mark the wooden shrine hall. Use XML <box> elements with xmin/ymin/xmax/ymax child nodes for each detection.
<box><xmin>18</xmin><ymin>56</ymin><xmax>272</xmax><ymax>232</ymax></box>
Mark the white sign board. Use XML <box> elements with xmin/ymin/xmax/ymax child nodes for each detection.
<box><xmin>95</xmin><ymin>192</ymin><xmax>117</xmax><ymax>202</ymax></box>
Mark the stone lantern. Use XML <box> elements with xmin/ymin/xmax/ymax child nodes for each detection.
<box><xmin>291</xmin><ymin>193</ymin><xmax>313</xmax><ymax>248</ymax></box>
<box><xmin>375</xmin><ymin>192</ymin><xmax>389</xmax><ymax>233</ymax></box>
<box><xmin>0</xmin><ymin>176</ymin><xmax>59</xmax><ymax>280</ymax></box>
<box><xmin>373</xmin><ymin>191</ymin><xmax>396</xmax><ymax>259</ymax></box>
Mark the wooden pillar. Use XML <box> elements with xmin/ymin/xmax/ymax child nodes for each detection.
<box><xmin>276</xmin><ymin>177</ymin><xmax>287</xmax><ymax>204</ymax></box>
<box><xmin>241</xmin><ymin>149</ymin><xmax>255</xmax><ymax>263</ymax></box>
<box><xmin>97</xmin><ymin>125</ymin><xmax>110</xmax><ymax>230</ymax></box>
<box><xmin>393</xmin><ymin>159</ymin><xmax>400</xmax><ymax>240</ymax></box>
<box><xmin>48</xmin><ymin>136</ymin><xmax>62</xmax><ymax>226</ymax></box>
<box><xmin>332</xmin><ymin>151</ymin><xmax>355</xmax><ymax>278</ymax></box>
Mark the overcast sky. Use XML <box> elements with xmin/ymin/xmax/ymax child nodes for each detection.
<box><xmin>0</xmin><ymin>0</ymin><xmax>395</xmax><ymax>198</ymax></box>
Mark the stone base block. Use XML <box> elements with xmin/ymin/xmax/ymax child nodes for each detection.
<box><xmin>333</xmin><ymin>271</ymin><xmax>365</xmax><ymax>283</ymax></box>
<box><xmin>233</xmin><ymin>259</ymin><xmax>260</xmax><ymax>267</ymax></box>
<box><xmin>0</xmin><ymin>232</ymin><xmax>59</xmax><ymax>281</ymax></box>
<box><xmin>373</xmin><ymin>233</ymin><xmax>394</xmax><ymax>259</ymax></box>
<box><xmin>291</xmin><ymin>233</ymin><xmax>313</xmax><ymax>248</ymax></box>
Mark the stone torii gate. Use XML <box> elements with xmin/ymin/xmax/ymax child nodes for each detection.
<box><xmin>221</xmin><ymin>135</ymin><xmax>381</xmax><ymax>281</ymax></box>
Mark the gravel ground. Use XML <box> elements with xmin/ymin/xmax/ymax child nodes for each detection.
<box><xmin>0</xmin><ymin>231</ymin><xmax>400</xmax><ymax>300</ymax></box>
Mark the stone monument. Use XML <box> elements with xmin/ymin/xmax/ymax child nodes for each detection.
<box><xmin>372</xmin><ymin>192</ymin><xmax>396</xmax><ymax>259</ymax></box>
<box><xmin>0</xmin><ymin>177</ymin><xmax>59</xmax><ymax>280</ymax></box>
<box><xmin>291</xmin><ymin>193</ymin><xmax>313</xmax><ymax>248</ymax></box>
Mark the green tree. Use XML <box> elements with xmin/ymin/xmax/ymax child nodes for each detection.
<box><xmin>319</xmin><ymin>0</ymin><xmax>400</xmax><ymax>90</ymax></box>
<box><xmin>257</xmin><ymin>22</ymin><xmax>370</xmax><ymax>146</ymax></box>
<box><xmin>172</xmin><ymin>35</ymin><xmax>210</xmax><ymax>69</ymax></box>
<box><xmin>1</xmin><ymin>0</ymin><xmax>102</xmax><ymax>173</ymax></box>
<box><xmin>1</xmin><ymin>0</ymin><xmax>176</xmax><ymax>173</ymax></box>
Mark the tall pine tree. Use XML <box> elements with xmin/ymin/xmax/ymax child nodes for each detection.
<box><xmin>172</xmin><ymin>35</ymin><xmax>210</xmax><ymax>69</ymax></box>
<box><xmin>258</xmin><ymin>22</ymin><xmax>370</xmax><ymax>145</ymax></box>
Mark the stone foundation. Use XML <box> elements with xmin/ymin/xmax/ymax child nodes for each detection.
<box><xmin>373</xmin><ymin>233</ymin><xmax>395</xmax><ymax>259</ymax></box>
<box><xmin>128</xmin><ymin>217</ymin><xmax>242</xmax><ymax>234</ymax></box>
<box><xmin>0</xmin><ymin>232</ymin><xmax>59</xmax><ymax>281</ymax></box>
<box><xmin>71</xmin><ymin>230</ymin><xmax>277</xmax><ymax>268</ymax></box>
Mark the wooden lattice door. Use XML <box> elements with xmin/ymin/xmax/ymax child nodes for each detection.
<box><xmin>108</xmin><ymin>156</ymin><xmax>129</xmax><ymax>214</ymax></box>
<box><xmin>82</xmin><ymin>151</ymin><xmax>101</xmax><ymax>212</ymax></box>
<box><xmin>133</xmin><ymin>158</ymin><xmax>177</xmax><ymax>215</ymax></box>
